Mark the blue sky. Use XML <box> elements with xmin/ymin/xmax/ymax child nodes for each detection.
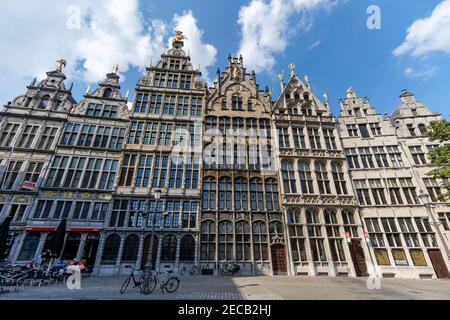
<box><xmin>0</xmin><ymin>0</ymin><xmax>449</xmax><ymax>118</ymax></box>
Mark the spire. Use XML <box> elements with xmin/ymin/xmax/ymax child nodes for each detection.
<box><xmin>323</xmin><ymin>92</ymin><xmax>329</xmax><ymax>107</ymax></box>
<box><xmin>85</xmin><ymin>83</ymin><xmax>91</xmax><ymax>94</ymax></box>
<box><xmin>125</xmin><ymin>90</ymin><xmax>130</xmax><ymax>99</ymax></box>
<box><xmin>278</xmin><ymin>70</ymin><xmax>285</xmax><ymax>92</ymax></box>
<box><xmin>304</xmin><ymin>74</ymin><xmax>311</xmax><ymax>90</ymax></box>
<box><xmin>346</xmin><ymin>86</ymin><xmax>356</xmax><ymax>99</ymax></box>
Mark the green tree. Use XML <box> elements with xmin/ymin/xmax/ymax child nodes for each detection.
<box><xmin>427</xmin><ymin>120</ymin><xmax>450</xmax><ymax>201</ymax></box>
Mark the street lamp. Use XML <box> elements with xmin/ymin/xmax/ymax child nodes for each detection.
<box><xmin>144</xmin><ymin>188</ymin><xmax>162</xmax><ymax>272</ymax></box>
<box><xmin>419</xmin><ymin>192</ymin><xmax>450</xmax><ymax>260</ymax></box>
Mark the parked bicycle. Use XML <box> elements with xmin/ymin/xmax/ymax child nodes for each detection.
<box><xmin>120</xmin><ymin>266</ymin><xmax>150</xmax><ymax>295</ymax></box>
<box><xmin>142</xmin><ymin>270</ymin><xmax>180</xmax><ymax>294</ymax></box>
<box><xmin>179</xmin><ymin>265</ymin><xmax>200</xmax><ymax>276</ymax></box>
<box><xmin>220</xmin><ymin>262</ymin><xmax>240</xmax><ymax>276</ymax></box>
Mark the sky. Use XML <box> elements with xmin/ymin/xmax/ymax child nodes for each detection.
<box><xmin>0</xmin><ymin>0</ymin><xmax>449</xmax><ymax>118</ymax></box>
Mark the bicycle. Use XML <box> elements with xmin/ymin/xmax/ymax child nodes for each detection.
<box><xmin>143</xmin><ymin>271</ymin><xmax>180</xmax><ymax>294</ymax></box>
<box><xmin>220</xmin><ymin>263</ymin><xmax>240</xmax><ymax>276</ymax></box>
<box><xmin>120</xmin><ymin>266</ymin><xmax>150</xmax><ymax>295</ymax></box>
<box><xmin>180</xmin><ymin>265</ymin><xmax>200</xmax><ymax>276</ymax></box>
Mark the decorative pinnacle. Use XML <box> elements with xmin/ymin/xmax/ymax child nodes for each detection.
<box><xmin>56</xmin><ymin>58</ymin><xmax>67</xmax><ymax>71</ymax></box>
<box><xmin>112</xmin><ymin>64</ymin><xmax>119</xmax><ymax>75</ymax></box>
<box><xmin>288</xmin><ymin>63</ymin><xmax>296</xmax><ymax>77</ymax></box>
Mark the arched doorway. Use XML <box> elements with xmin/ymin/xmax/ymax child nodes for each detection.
<box><xmin>271</xmin><ymin>244</ymin><xmax>287</xmax><ymax>275</ymax></box>
<box><xmin>82</xmin><ymin>233</ymin><xmax>100</xmax><ymax>271</ymax></box>
<box><xmin>62</xmin><ymin>233</ymin><xmax>81</xmax><ymax>260</ymax></box>
<box><xmin>141</xmin><ymin>235</ymin><xmax>158</xmax><ymax>270</ymax></box>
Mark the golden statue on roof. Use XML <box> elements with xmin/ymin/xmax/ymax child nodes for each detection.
<box><xmin>56</xmin><ymin>58</ymin><xmax>67</xmax><ymax>71</ymax></box>
<box><xmin>172</xmin><ymin>30</ymin><xmax>187</xmax><ymax>44</ymax></box>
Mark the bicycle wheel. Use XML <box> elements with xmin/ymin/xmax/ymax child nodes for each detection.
<box><xmin>144</xmin><ymin>278</ymin><xmax>157</xmax><ymax>294</ymax></box>
<box><xmin>120</xmin><ymin>277</ymin><xmax>131</xmax><ymax>294</ymax></box>
<box><xmin>164</xmin><ymin>277</ymin><xmax>180</xmax><ymax>293</ymax></box>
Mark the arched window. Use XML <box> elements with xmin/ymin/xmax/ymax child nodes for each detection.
<box><xmin>218</xmin><ymin>177</ymin><xmax>232</xmax><ymax>210</ymax></box>
<box><xmin>218</xmin><ymin>220</ymin><xmax>233</xmax><ymax>261</ymax></box>
<box><xmin>200</xmin><ymin>220</ymin><xmax>216</xmax><ymax>261</ymax></box>
<box><xmin>287</xmin><ymin>210</ymin><xmax>301</xmax><ymax>224</ymax></box>
<box><xmin>202</xmin><ymin>177</ymin><xmax>216</xmax><ymax>210</ymax></box>
<box><xmin>265</xmin><ymin>178</ymin><xmax>279</xmax><ymax>211</ymax></box>
<box><xmin>121</xmin><ymin>235</ymin><xmax>139</xmax><ymax>263</ymax></box>
<box><xmin>101</xmin><ymin>234</ymin><xmax>121</xmax><ymax>265</ymax></box>
<box><xmin>252</xmin><ymin>221</ymin><xmax>268</xmax><ymax>261</ymax></box>
<box><xmin>418</xmin><ymin>123</ymin><xmax>427</xmax><ymax>136</ymax></box>
<box><xmin>180</xmin><ymin>235</ymin><xmax>195</xmax><ymax>261</ymax></box>
<box><xmin>332</xmin><ymin>162</ymin><xmax>348</xmax><ymax>195</ymax></box>
<box><xmin>39</xmin><ymin>95</ymin><xmax>50</xmax><ymax>109</ymax></box>
<box><xmin>247</xmin><ymin>99</ymin><xmax>253</xmax><ymax>111</ymax></box>
<box><xmin>250</xmin><ymin>178</ymin><xmax>264</xmax><ymax>211</ymax></box>
<box><xmin>294</xmin><ymin>93</ymin><xmax>300</xmax><ymax>101</ymax></box>
<box><xmin>234</xmin><ymin>177</ymin><xmax>248</xmax><ymax>211</ymax></box>
<box><xmin>315</xmin><ymin>162</ymin><xmax>331</xmax><ymax>194</ymax></box>
<box><xmin>301</xmin><ymin>105</ymin><xmax>312</xmax><ymax>116</ymax></box>
<box><xmin>232</xmin><ymin>95</ymin><xmax>243</xmax><ymax>110</ymax></box>
<box><xmin>281</xmin><ymin>161</ymin><xmax>297</xmax><ymax>194</ymax></box>
<box><xmin>18</xmin><ymin>232</ymin><xmax>40</xmax><ymax>261</ymax></box>
<box><xmin>205</xmin><ymin>116</ymin><xmax>217</xmax><ymax>132</ymax></box>
<box><xmin>269</xmin><ymin>220</ymin><xmax>284</xmax><ymax>238</ymax></box>
<box><xmin>236</xmin><ymin>221</ymin><xmax>250</xmax><ymax>261</ymax></box>
<box><xmin>103</xmin><ymin>88</ymin><xmax>113</xmax><ymax>99</ymax></box>
<box><xmin>324</xmin><ymin>209</ymin><xmax>338</xmax><ymax>225</ymax></box>
<box><xmin>161</xmin><ymin>235</ymin><xmax>177</xmax><ymax>261</ymax></box>
<box><xmin>298</xmin><ymin>161</ymin><xmax>314</xmax><ymax>194</ymax></box>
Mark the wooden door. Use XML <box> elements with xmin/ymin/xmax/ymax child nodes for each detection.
<box><xmin>271</xmin><ymin>244</ymin><xmax>287</xmax><ymax>275</ymax></box>
<box><xmin>348</xmin><ymin>240</ymin><xmax>368</xmax><ymax>277</ymax></box>
<box><xmin>428</xmin><ymin>249</ymin><xmax>450</xmax><ymax>279</ymax></box>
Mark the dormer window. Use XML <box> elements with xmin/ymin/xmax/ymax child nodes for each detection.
<box><xmin>303</xmin><ymin>93</ymin><xmax>309</xmax><ymax>101</ymax></box>
<box><xmin>354</xmin><ymin>108</ymin><xmax>362</xmax><ymax>117</ymax></box>
<box><xmin>418</xmin><ymin>124</ymin><xmax>427</xmax><ymax>136</ymax></box>
<box><xmin>407</xmin><ymin>124</ymin><xmax>416</xmax><ymax>137</ymax></box>
<box><xmin>103</xmin><ymin>88</ymin><xmax>113</xmax><ymax>99</ymax></box>
<box><xmin>301</xmin><ymin>106</ymin><xmax>312</xmax><ymax>116</ymax></box>
<box><xmin>412</xmin><ymin>109</ymin><xmax>418</xmax><ymax>116</ymax></box>
<box><xmin>38</xmin><ymin>95</ymin><xmax>50</xmax><ymax>109</ymax></box>
<box><xmin>294</xmin><ymin>94</ymin><xmax>300</xmax><ymax>101</ymax></box>
<box><xmin>248</xmin><ymin>99</ymin><xmax>253</xmax><ymax>111</ymax></box>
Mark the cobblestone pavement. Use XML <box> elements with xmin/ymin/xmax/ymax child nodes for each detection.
<box><xmin>1</xmin><ymin>276</ymin><xmax>449</xmax><ymax>300</ymax></box>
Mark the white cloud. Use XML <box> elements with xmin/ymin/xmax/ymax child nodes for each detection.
<box><xmin>394</xmin><ymin>0</ymin><xmax>450</xmax><ymax>57</ymax></box>
<box><xmin>0</xmin><ymin>0</ymin><xmax>168</xmax><ymax>103</ymax></box>
<box><xmin>172</xmin><ymin>10</ymin><xmax>217</xmax><ymax>82</ymax></box>
<box><xmin>237</xmin><ymin>0</ymin><xmax>336</xmax><ymax>73</ymax></box>
<box><xmin>308</xmin><ymin>40</ymin><xmax>321</xmax><ymax>50</ymax></box>
<box><xmin>403</xmin><ymin>66</ymin><xmax>438</xmax><ymax>81</ymax></box>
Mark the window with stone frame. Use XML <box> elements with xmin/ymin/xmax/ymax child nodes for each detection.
<box><xmin>202</xmin><ymin>177</ymin><xmax>216</xmax><ymax>210</ymax></box>
<box><xmin>164</xmin><ymin>200</ymin><xmax>180</xmax><ymax>229</ymax></box>
<box><xmin>414</xmin><ymin>218</ymin><xmax>438</xmax><ymax>248</ymax></box>
<box><xmin>149</xmin><ymin>94</ymin><xmax>162</xmax><ymax>114</ymax></box>
<box><xmin>0</xmin><ymin>123</ymin><xmax>20</xmax><ymax>147</ymax></box>
<box><xmin>182</xmin><ymin>201</ymin><xmax>197</xmax><ymax>229</ymax></box>
<box><xmin>121</xmin><ymin>235</ymin><xmax>139</xmax><ymax>263</ymax></box>
<box><xmin>109</xmin><ymin>200</ymin><xmax>128</xmax><ymax>228</ymax></box>
<box><xmin>358</xmin><ymin>124</ymin><xmax>370</xmax><ymax>138</ymax></box>
<box><xmin>342</xmin><ymin>210</ymin><xmax>359</xmax><ymax>238</ymax></box>
<box><xmin>7</xmin><ymin>204</ymin><xmax>27</xmax><ymax>222</ymax></box>
<box><xmin>407</xmin><ymin>124</ymin><xmax>416</xmax><ymax>137</ymax></box>
<box><xmin>358</xmin><ymin>147</ymin><xmax>375</xmax><ymax>169</ymax></box>
<box><xmin>365</xmin><ymin>218</ymin><xmax>385</xmax><ymax>247</ymax></box>
<box><xmin>386</xmin><ymin>145</ymin><xmax>404</xmax><ymax>168</ymax></box>
<box><xmin>387</xmin><ymin>179</ymin><xmax>404</xmax><ymax>205</ymax></box>
<box><xmin>1</xmin><ymin>161</ymin><xmax>23</xmax><ymax>190</ymax></box>
<box><xmin>250</xmin><ymin>178</ymin><xmax>264</xmax><ymax>211</ymax></box>
<box><xmin>281</xmin><ymin>161</ymin><xmax>297</xmax><ymax>194</ymax></box>
<box><xmin>16</xmin><ymin>125</ymin><xmax>38</xmax><ymax>149</ymax></box>
<box><xmin>308</xmin><ymin>128</ymin><xmax>322</xmax><ymax>149</ymax></box>
<box><xmin>398</xmin><ymin>218</ymin><xmax>421</xmax><ymax>248</ymax></box>
<box><xmin>278</xmin><ymin>127</ymin><xmax>290</xmax><ymax>148</ymax></box>
<box><xmin>232</xmin><ymin>95</ymin><xmax>243</xmax><ymax>110</ymax></box>
<box><xmin>236</xmin><ymin>221</ymin><xmax>251</xmax><ymax>261</ymax></box>
<box><xmin>22</xmin><ymin>161</ymin><xmax>43</xmax><ymax>186</ymax></box>
<box><xmin>152</xmin><ymin>156</ymin><xmax>169</xmax><ymax>188</ymax></box>
<box><xmin>369</xmin><ymin>122</ymin><xmax>382</xmax><ymax>136</ymax></box>
<box><xmin>218</xmin><ymin>220</ymin><xmax>233</xmax><ymax>261</ymax></box>
<box><xmin>306</xmin><ymin>209</ymin><xmax>326</xmax><ymax>262</ymax></box>
<box><xmin>265</xmin><ymin>178</ymin><xmax>279</xmax><ymax>211</ymax></box>
<box><xmin>289</xmin><ymin>210</ymin><xmax>307</xmax><ymax>262</ymax></box>
<box><xmin>292</xmin><ymin>127</ymin><xmax>306</xmax><ymax>149</ymax></box>
<box><xmin>354</xmin><ymin>180</ymin><xmax>372</xmax><ymax>205</ymax></box>
<box><xmin>190</xmin><ymin>97</ymin><xmax>203</xmax><ymax>117</ymax></box>
<box><xmin>180</xmin><ymin>75</ymin><xmax>191</xmax><ymax>89</ymax></box>
<box><xmin>200</xmin><ymin>220</ymin><xmax>216</xmax><ymax>261</ymax></box>
<box><xmin>423</xmin><ymin>178</ymin><xmax>443</xmax><ymax>202</ymax></box>
<box><xmin>315</xmin><ymin>162</ymin><xmax>331</xmax><ymax>194</ymax></box>
<box><xmin>368</xmin><ymin>179</ymin><xmax>388</xmax><ymax>205</ymax></box>
<box><xmin>298</xmin><ymin>161</ymin><xmax>314</xmax><ymax>194</ymax></box>
<box><xmin>163</xmin><ymin>95</ymin><xmax>176</xmax><ymax>115</ymax></box>
<box><xmin>345</xmin><ymin>148</ymin><xmax>360</xmax><ymax>169</ymax></box>
<box><xmin>168</xmin><ymin>157</ymin><xmax>183</xmax><ymax>189</ymax></box>
<box><xmin>438</xmin><ymin>213</ymin><xmax>450</xmax><ymax>231</ymax></box>
<box><xmin>399</xmin><ymin>178</ymin><xmax>419</xmax><ymax>205</ymax></box>
<box><xmin>252</xmin><ymin>221</ymin><xmax>269</xmax><ymax>261</ymax></box>
<box><xmin>409</xmin><ymin>146</ymin><xmax>427</xmax><ymax>165</ymax></box>
<box><xmin>323</xmin><ymin>128</ymin><xmax>337</xmax><ymax>150</ymax></box>
<box><xmin>331</xmin><ymin>162</ymin><xmax>348</xmax><ymax>195</ymax></box>
<box><xmin>180</xmin><ymin>235</ymin><xmax>195</xmax><ymax>261</ymax></box>
<box><xmin>134</xmin><ymin>93</ymin><xmax>148</xmax><ymax>113</ymax></box>
<box><xmin>381</xmin><ymin>218</ymin><xmax>402</xmax><ymax>248</ymax></box>
<box><xmin>347</xmin><ymin>124</ymin><xmax>358</xmax><ymax>137</ymax></box>
<box><xmin>410</xmin><ymin>249</ymin><xmax>427</xmax><ymax>266</ymax></box>
<box><xmin>234</xmin><ymin>177</ymin><xmax>248</xmax><ymax>211</ymax></box>
<box><xmin>53</xmin><ymin>201</ymin><xmax>73</xmax><ymax>220</ymax></box>
<box><xmin>101</xmin><ymin>234</ymin><xmax>121</xmax><ymax>265</ymax></box>
<box><xmin>373</xmin><ymin>146</ymin><xmax>390</xmax><ymax>168</ymax></box>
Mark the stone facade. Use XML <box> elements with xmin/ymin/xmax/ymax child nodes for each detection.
<box><xmin>0</xmin><ymin>50</ymin><xmax>448</xmax><ymax>279</ymax></box>
<box><xmin>337</xmin><ymin>88</ymin><xmax>450</xmax><ymax>279</ymax></box>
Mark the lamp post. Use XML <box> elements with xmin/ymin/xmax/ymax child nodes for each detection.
<box><xmin>145</xmin><ymin>188</ymin><xmax>162</xmax><ymax>271</ymax></box>
<box><xmin>419</xmin><ymin>192</ymin><xmax>450</xmax><ymax>260</ymax></box>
